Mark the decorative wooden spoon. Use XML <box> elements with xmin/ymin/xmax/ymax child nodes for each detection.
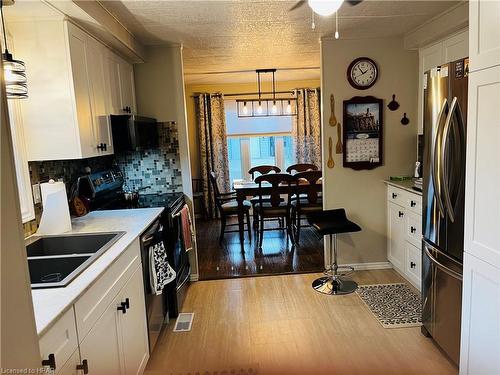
<box><xmin>329</xmin><ymin>94</ymin><xmax>337</xmax><ymax>127</ymax></box>
<box><xmin>327</xmin><ymin>137</ymin><xmax>335</xmax><ymax>168</ymax></box>
<box><xmin>336</xmin><ymin>122</ymin><xmax>343</xmax><ymax>154</ymax></box>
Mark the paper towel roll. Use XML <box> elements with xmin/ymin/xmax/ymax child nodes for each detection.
<box><xmin>37</xmin><ymin>179</ymin><xmax>72</xmax><ymax>235</ymax></box>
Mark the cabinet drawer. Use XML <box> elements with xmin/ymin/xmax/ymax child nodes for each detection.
<box><xmin>74</xmin><ymin>238</ymin><xmax>140</xmax><ymax>342</ymax></box>
<box><xmin>405</xmin><ymin>242</ymin><xmax>422</xmax><ymax>289</ymax></box>
<box><xmin>39</xmin><ymin>308</ymin><xmax>78</xmax><ymax>374</ymax></box>
<box><xmin>406</xmin><ymin>212</ymin><xmax>422</xmax><ymax>247</ymax></box>
<box><xmin>387</xmin><ymin>185</ymin><xmax>407</xmax><ymax>207</ymax></box>
<box><xmin>405</xmin><ymin>193</ymin><xmax>422</xmax><ymax>215</ymax></box>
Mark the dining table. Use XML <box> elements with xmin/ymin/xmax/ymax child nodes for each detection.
<box><xmin>232</xmin><ymin>178</ymin><xmax>323</xmax><ymax>247</ymax></box>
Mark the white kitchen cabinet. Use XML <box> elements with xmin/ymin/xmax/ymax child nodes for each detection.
<box><xmin>58</xmin><ymin>350</ymin><xmax>83</xmax><ymax>375</ymax></box>
<box><xmin>8</xmin><ymin>19</ymin><xmax>136</xmax><ymax>161</ymax></box>
<box><xmin>417</xmin><ymin>29</ymin><xmax>469</xmax><ymax>134</ymax></box>
<box><xmin>460</xmin><ymin>253</ymin><xmax>500</xmax><ymax>375</ymax></box>
<box><xmin>119</xmin><ymin>266</ymin><xmax>149</xmax><ymax>375</ymax></box>
<box><xmin>469</xmin><ymin>0</ymin><xmax>500</xmax><ymax>73</ymax></box>
<box><xmin>386</xmin><ymin>184</ymin><xmax>423</xmax><ymax>290</ymax></box>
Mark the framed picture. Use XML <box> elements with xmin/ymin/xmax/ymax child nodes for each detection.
<box><xmin>343</xmin><ymin>96</ymin><xmax>383</xmax><ymax>170</ymax></box>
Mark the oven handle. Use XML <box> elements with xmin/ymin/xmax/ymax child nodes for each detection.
<box><xmin>176</xmin><ymin>266</ymin><xmax>191</xmax><ymax>291</ymax></box>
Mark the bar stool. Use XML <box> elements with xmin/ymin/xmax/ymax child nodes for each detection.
<box><xmin>307</xmin><ymin>209</ymin><xmax>361</xmax><ymax>295</ymax></box>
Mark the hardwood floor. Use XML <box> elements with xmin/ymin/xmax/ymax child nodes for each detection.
<box><xmin>146</xmin><ymin>270</ymin><xmax>457</xmax><ymax>375</ymax></box>
<box><xmin>196</xmin><ymin>218</ymin><xmax>325</xmax><ymax>280</ymax></box>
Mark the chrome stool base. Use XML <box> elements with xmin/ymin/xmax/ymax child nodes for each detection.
<box><xmin>312</xmin><ymin>276</ymin><xmax>358</xmax><ymax>295</ymax></box>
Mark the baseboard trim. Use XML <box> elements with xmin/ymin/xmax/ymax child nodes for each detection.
<box><xmin>190</xmin><ymin>273</ymin><xmax>199</xmax><ymax>282</ymax></box>
<box><xmin>340</xmin><ymin>261</ymin><xmax>393</xmax><ymax>271</ymax></box>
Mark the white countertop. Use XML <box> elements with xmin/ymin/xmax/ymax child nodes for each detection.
<box><xmin>384</xmin><ymin>179</ymin><xmax>422</xmax><ymax>196</ymax></box>
<box><xmin>31</xmin><ymin>208</ymin><xmax>164</xmax><ymax>337</ymax></box>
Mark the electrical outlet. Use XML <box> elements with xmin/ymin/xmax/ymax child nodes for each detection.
<box><xmin>32</xmin><ymin>183</ymin><xmax>41</xmax><ymax>204</ymax></box>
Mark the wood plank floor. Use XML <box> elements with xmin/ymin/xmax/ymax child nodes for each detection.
<box><xmin>145</xmin><ymin>270</ymin><xmax>457</xmax><ymax>375</ymax></box>
<box><xmin>196</xmin><ymin>218</ymin><xmax>325</xmax><ymax>280</ymax></box>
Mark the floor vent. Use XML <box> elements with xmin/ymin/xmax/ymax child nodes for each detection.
<box><xmin>173</xmin><ymin>313</ymin><xmax>194</xmax><ymax>332</ymax></box>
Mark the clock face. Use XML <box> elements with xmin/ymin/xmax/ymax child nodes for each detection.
<box><xmin>347</xmin><ymin>58</ymin><xmax>378</xmax><ymax>89</ymax></box>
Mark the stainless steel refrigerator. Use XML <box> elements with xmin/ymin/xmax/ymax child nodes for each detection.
<box><xmin>422</xmin><ymin>58</ymin><xmax>468</xmax><ymax>366</ymax></box>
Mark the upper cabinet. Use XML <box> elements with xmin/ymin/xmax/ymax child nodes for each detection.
<box><xmin>469</xmin><ymin>0</ymin><xmax>500</xmax><ymax>72</ymax></box>
<box><xmin>8</xmin><ymin>20</ymin><xmax>136</xmax><ymax>161</ymax></box>
<box><xmin>417</xmin><ymin>29</ymin><xmax>468</xmax><ymax>134</ymax></box>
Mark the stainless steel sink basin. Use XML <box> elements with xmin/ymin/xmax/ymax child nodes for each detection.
<box><xmin>27</xmin><ymin>232</ymin><xmax>125</xmax><ymax>289</ymax></box>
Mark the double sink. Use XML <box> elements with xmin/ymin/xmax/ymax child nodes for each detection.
<box><xmin>27</xmin><ymin>232</ymin><xmax>125</xmax><ymax>289</ymax></box>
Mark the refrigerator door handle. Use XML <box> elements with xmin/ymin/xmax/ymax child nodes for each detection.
<box><xmin>440</xmin><ymin>97</ymin><xmax>466</xmax><ymax>223</ymax></box>
<box><xmin>424</xmin><ymin>243</ymin><xmax>463</xmax><ymax>281</ymax></box>
<box><xmin>431</xmin><ymin>99</ymin><xmax>448</xmax><ymax>218</ymax></box>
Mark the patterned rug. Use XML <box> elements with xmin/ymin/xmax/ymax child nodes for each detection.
<box><xmin>356</xmin><ymin>283</ymin><xmax>422</xmax><ymax>329</ymax></box>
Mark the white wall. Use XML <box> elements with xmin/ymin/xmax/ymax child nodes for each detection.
<box><xmin>321</xmin><ymin>37</ymin><xmax>418</xmax><ymax>264</ymax></box>
<box><xmin>133</xmin><ymin>45</ymin><xmax>199</xmax><ymax>278</ymax></box>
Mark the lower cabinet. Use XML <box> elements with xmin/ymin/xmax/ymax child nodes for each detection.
<box><xmin>386</xmin><ymin>184</ymin><xmax>423</xmax><ymax>290</ymax></box>
<box><xmin>39</xmin><ymin>240</ymin><xmax>149</xmax><ymax>375</ymax></box>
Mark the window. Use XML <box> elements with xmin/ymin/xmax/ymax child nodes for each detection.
<box><xmin>225</xmin><ymin>100</ymin><xmax>294</xmax><ymax>182</ymax></box>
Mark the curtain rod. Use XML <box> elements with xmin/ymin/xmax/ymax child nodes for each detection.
<box><xmin>191</xmin><ymin>88</ymin><xmax>319</xmax><ymax>98</ymax></box>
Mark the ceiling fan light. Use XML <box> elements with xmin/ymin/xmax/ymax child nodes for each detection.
<box><xmin>308</xmin><ymin>0</ymin><xmax>342</xmax><ymax>17</ymax></box>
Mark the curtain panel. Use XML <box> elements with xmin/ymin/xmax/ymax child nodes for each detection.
<box><xmin>195</xmin><ymin>93</ymin><xmax>230</xmax><ymax>219</ymax></box>
<box><xmin>293</xmin><ymin>88</ymin><xmax>322</xmax><ymax>166</ymax></box>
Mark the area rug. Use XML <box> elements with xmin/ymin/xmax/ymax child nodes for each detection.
<box><xmin>356</xmin><ymin>283</ymin><xmax>422</xmax><ymax>329</ymax></box>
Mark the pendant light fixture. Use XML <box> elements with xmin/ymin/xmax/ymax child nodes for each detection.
<box><xmin>308</xmin><ymin>0</ymin><xmax>343</xmax><ymax>17</ymax></box>
<box><xmin>271</xmin><ymin>70</ymin><xmax>278</xmax><ymax>114</ymax></box>
<box><xmin>335</xmin><ymin>11</ymin><xmax>340</xmax><ymax>39</ymax></box>
<box><xmin>0</xmin><ymin>0</ymin><xmax>27</xmax><ymax>99</ymax></box>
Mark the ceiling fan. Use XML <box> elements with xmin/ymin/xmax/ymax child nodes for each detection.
<box><xmin>290</xmin><ymin>0</ymin><xmax>363</xmax><ymax>16</ymax></box>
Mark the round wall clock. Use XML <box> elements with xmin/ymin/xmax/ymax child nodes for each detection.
<box><xmin>347</xmin><ymin>57</ymin><xmax>378</xmax><ymax>90</ymax></box>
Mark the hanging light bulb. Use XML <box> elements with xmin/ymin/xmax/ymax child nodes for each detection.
<box><xmin>308</xmin><ymin>0</ymin><xmax>343</xmax><ymax>17</ymax></box>
<box><xmin>286</xmin><ymin>100</ymin><xmax>292</xmax><ymax>114</ymax></box>
<box><xmin>257</xmin><ymin>101</ymin><xmax>263</xmax><ymax>114</ymax></box>
<box><xmin>311</xmin><ymin>10</ymin><xmax>316</xmax><ymax>30</ymax></box>
<box><xmin>335</xmin><ymin>12</ymin><xmax>340</xmax><ymax>39</ymax></box>
<box><xmin>1</xmin><ymin>0</ymin><xmax>28</xmax><ymax>99</ymax></box>
<box><xmin>242</xmin><ymin>101</ymin><xmax>248</xmax><ymax>115</ymax></box>
<box><xmin>271</xmin><ymin>101</ymin><xmax>278</xmax><ymax>114</ymax></box>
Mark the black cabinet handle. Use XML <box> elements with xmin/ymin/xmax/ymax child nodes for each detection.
<box><xmin>411</xmin><ymin>226</ymin><xmax>417</xmax><ymax>233</ymax></box>
<box><xmin>410</xmin><ymin>200</ymin><xmax>417</xmax><ymax>207</ymax></box>
<box><xmin>398</xmin><ymin>211</ymin><xmax>404</xmax><ymax>217</ymax></box>
<box><xmin>392</xmin><ymin>193</ymin><xmax>397</xmax><ymax>199</ymax></box>
<box><xmin>410</xmin><ymin>261</ymin><xmax>416</xmax><ymax>269</ymax></box>
<box><xmin>76</xmin><ymin>359</ymin><xmax>89</xmax><ymax>374</ymax></box>
<box><xmin>123</xmin><ymin>298</ymin><xmax>130</xmax><ymax>309</ymax></box>
<box><xmin>42</xmin><ymin>353</ymin><xmax>56</xmax><ymax>370</ymax></box>
<box><xmin>97</xmin><ymin>143</ymin><xmax>107</xmax><ymax>151</ymax></box>
<box><xmin>117</xmin><ymin>302</ymin><xmax>127</xmax><ymax>314</ymax></box>
<box><xmin>122</xmin><ymin>106</ymin><xmax>132</xmax><ymax>113</ymax></box>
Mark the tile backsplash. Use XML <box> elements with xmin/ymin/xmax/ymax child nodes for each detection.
<box><xmin>24</xmin><ymin>121</ymin><xmax>183</xmax><ymax>236</ymax></box>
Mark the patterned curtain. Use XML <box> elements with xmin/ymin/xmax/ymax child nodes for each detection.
<box><xmin>196</xmin><ymin>93</ymin><xmax>230</xmax><ymax>219</ymax></box>
<box><xmin>293</xmin><ymin>88</ymin><xmax>322</xmax><ymax>165</ymax></box>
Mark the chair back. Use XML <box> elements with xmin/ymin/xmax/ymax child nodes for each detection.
<box><xmin>248</xmin><ymin>165</ymin><xmax>281</xmax><ymax>180</ymax></box>
<box><xmin>209</xmin><ymin>171</ymin><xmax>223</xmax><ymax>207</ymax></box>
<box><xmin>286</xmin><ymin>163</ymin><xmax>318</xmax><ymax>174</ymax></box>
<box><xmin>295</xmin><ymin>170</ymin><xmax>322</xmax><ymax>205</ymax></box>
<box><xmin>192</xmin><ymin>178</ymin><xmax>204</xmax><ymax>194</ymax></box>
<box><xmin>254</xmin><ymin>173</ymin><xmax>297</xmax><ymax>208</ymax></box>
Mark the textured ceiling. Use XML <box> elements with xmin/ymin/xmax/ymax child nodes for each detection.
<box><xmin>100</xmin><ymin>0</ymin><xmax>458</xmax><ymax>83</ymax></box>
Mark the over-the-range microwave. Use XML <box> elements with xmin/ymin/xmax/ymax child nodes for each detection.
<box><xmin>110</xmin><ymin>114</ymin><xmax>158</xmax><ymax>152</ymax></box>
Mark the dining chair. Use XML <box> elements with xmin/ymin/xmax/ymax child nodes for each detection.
<box><xmin>286</xmin><ymin>163</ymin><xmax>319</xmax><ymax>174</ymax></box>
<box><xmin>209</xmin><ymin>171</ymin><xmax>251</xmax><ymax>244</ymax></box>
<box><xmin>290</xmin><ymin>170</ymin><xmax>323</xmax><ymax>243</ymax></box>
<box><xmin>254</xmin><ymin>173</ymin><xmax>297</xmax><ymax>250</ymax></box>
<box><xmin>248</xmin><ymin>165</ymin><xmax>282</xmax><ymax>228</ymax></box>
<box><xmin>192</xmin><ymin>178</ymin><xmax>206</xmax><ymax>219</ymax></box>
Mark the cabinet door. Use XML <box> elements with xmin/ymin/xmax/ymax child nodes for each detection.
<box><xmin>460</xmin><ymin>253</ymin><xmax>500</xmax><ymax>375</ymax></box>
<box><xmin>86</xmin><ymin>38</ymin><xmax>113</xmax><ymax>155</ymax></box>
<box><xmin>66</xmin><ymin>22</ymin><xmax>95</xmax><ymax>158</ymax></box>
<box><xmin>404</xmin><ymin>242</ymin><xmax>421</xmax><ymax>290</ymax></box>
<box><xmin>469</xmin><ymin>0</ymin><xmax>500</xmax><ymax>72</ymax></box>
<box><xmin>443</xmin><ymin>29</ymin><xmax>469</xmax><ymax>63</ymax></box>
<box><xmin>58</xmin><ymin>350</ymin><xmax>81</xmax><ymax>375</ymax></box>
<box><xmin>104</xmin><ymin>51</ymin><xmax>123</xmax><ymax>115</ymax></box>
<box><xmin>79</xmin><ymin>298</ymin><xmax>123</xmax><ymax>375</ymax></box>
<box><xmin>465</xmin><ymin>66</ymin><xmax>500</xmax><ymax>268</ymax></box>
<box><xmin>118</xmin><ymin>59</ymin><xmax>136</xmax><ymax>114</ymax></box>
<box><xmin>387</xmin><ymin>203</ymin><xmax>406</xmax><ymax>271</ymax></box>
<box><xmin>118</xmin><ymin>266</ymin><xmax>149</xmax><ymax>375</ymax></box>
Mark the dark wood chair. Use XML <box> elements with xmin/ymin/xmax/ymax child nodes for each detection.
<box><xmin>254</xmin><ymin>173</ymin><xmax>297</xmax><ymax>250</ymax></box>
<box><xmin>248</xmin><ymin>165</ymin><xmax>282</xmax><ymax>228</ymax></box>
<box><xmin>286</xmin><ymin>163</ymin><xmax>319</xmax><ymax>174</ymax></box>
<box><xmin>192</xmin><ymin>178</ymin><xmax>206</xmax><ymax>219</ymax></box>
<box><xmin>291</xmin><ymin>170</ymin><xmax>323</xmax><ymax>243</ymax></box>
<box><xmin>209</xmin><ymin>171</ymin><xmax>251</xmax><ymax>244</ymax></box>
